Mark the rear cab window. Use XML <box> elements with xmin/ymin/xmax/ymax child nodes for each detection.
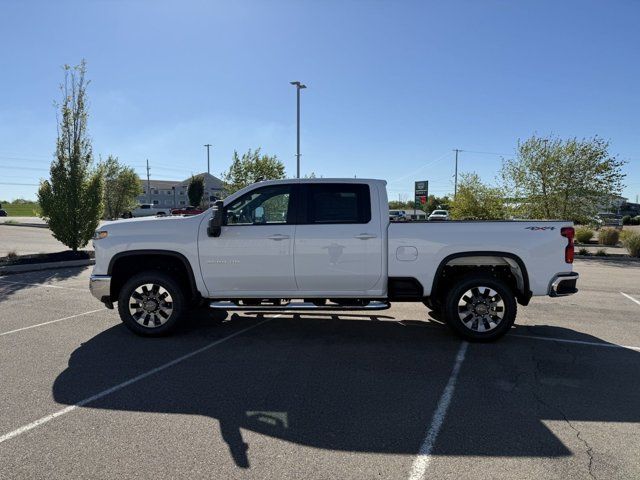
<box><xmin>301</xmin><ymin>183</ymin><xmax>371</xmax><ymax>224</ymax></box>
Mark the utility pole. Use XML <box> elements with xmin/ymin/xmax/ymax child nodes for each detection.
<box><xmin>146</xmin><ymin>159</ymin><xmax>151</xmax><ymax>204</ymax></box>
<box><xmin>204</xmin><ymin>144</ymin><xmax>212</xmax><ymax>175</ymax></box>
<box><xmin>453</xmin><ymin>149</ymin><xmax>462</xmax><ymax>198</ymax></box>
<box><xmin>290</xmin><ymin>81</ymin><xmax>307</xmax><ymax>178</ymax></box>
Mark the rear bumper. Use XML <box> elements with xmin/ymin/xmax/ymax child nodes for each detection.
<box><xmin>90</xmin><ymin>274</ymin><xmax>113</xmax><ymax>308</ymax></box>
<box><xmin>549</xmin><ymin>272</ymin><xmax>579</xmax><ymax>297</ymax></box>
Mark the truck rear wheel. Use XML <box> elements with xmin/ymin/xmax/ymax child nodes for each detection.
<box><xmin>443</xmin><ymin>273</ymin><xmax>516</xmax><ymax>342</ymax></box>
<box><xmin>117</xmin><ymin>271</ymin><xmax>186</xmax><ymax>336</ymax></box>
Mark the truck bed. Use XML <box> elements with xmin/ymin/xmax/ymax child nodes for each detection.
<box><xmin>388</xmin><ymin>220</ymin><xmax>573</xmax><ymax>297</ymax></box>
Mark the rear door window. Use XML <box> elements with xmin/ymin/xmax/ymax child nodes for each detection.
<box><xmin>304</xmin><ymin>184</ymin><xmax>371</xmax><ymax>224</ymax></box>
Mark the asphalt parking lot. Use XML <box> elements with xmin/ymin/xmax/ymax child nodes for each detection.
<box><xmin>0</xmin><ymin>259</ymin><xmax>639</xmax><ymax>479</ymax></box>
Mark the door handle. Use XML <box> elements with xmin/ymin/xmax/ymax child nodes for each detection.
<box><xmin>354</xmin><ymin>233</ymin><xmax>377</xmax><ymax>240</ymax></box>
<box><xmin>267</xmin><ymin>234</ymin><xmax>290</xmax><ymax>241</ymax></box>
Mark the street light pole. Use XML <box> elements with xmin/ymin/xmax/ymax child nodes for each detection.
<box><xmin>204</xmin><ymin>144</ymin><xmax>212</xmax><ymax>175</ymax></box>
<box><xmin>290</xmin><ymin>81</ymin><xmax>307</xmax><ymax>178</ymax></box>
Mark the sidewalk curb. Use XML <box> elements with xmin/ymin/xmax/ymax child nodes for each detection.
<box><xmin>0</xmin><ymin>259</ymin><xmax>94</xmax><ymax>275</ymax></box>
<box><xmin>0</xmin><ymin>222</ymin><xmax>48</xmax><ymax>229</ymax></box>
<box><xmin>575</xmin><ymin>255</ymin><xmax>640</xmax><ymax>263</ymax></box>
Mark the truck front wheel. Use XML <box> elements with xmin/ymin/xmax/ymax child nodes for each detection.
<box><xmin>117</xmin><ymin>271</ymin><xmax>186</xmax><ymax>336</ymax></box>
<box><xmin>443</xmin><ymin>273</ymin><xmax>516</xmax><ymax>342</ymax></box>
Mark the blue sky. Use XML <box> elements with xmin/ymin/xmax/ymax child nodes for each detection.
<box><xmin>1</xmin><ymin>0</ymin><xmax>638</xmax><ymax>202</ymax></box>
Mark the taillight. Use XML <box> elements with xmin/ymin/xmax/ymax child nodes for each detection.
<box><xmin>561</xmin><ymin>227</ymin><xmax>575</xmax><ymax>264</ymax></box>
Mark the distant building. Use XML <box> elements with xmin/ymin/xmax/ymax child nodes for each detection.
<box><xmin>138</xmin><ymin>173</ymin><xmax>224</xmax><ymax>208</ymax></box>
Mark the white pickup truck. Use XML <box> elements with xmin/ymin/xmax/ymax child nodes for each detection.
<box><xmin>90</xmin><ymin>179</ymin><xmax>578</xmax><ymax>341</ymax></box>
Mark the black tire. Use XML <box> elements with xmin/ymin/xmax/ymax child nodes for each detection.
<box><xmin>117</xmin><ymin>271</ymin><xmax>186</xmax><ymax>336</ymax></box>
<box><xmin>443</xmin><ymin>273</ymin><xmax>516</xmax><ymax>342</ymax></box>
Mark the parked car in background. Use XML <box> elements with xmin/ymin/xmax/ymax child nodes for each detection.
<box><xmin>124</xmin><ymin>204</ymin><xmax>171</xmax><ymax>218</ymax></box>
<box><xmin>0</xmin><ymin>209</ymin><xmax>7</xmax><ymax>217</ymax></box>
<box><xmin>428</xmin><ymin>209</ymin><xmax>450</xmax><ymax>221</ymax></box>
<box><xmin>170</xmin><ymin>205</ymin><xmax>205</xmax><ymax>216</ymax></box>
<box><xmin>389</xmin><ymin>210</ymin><xmax>408</xmax><ymax>222</ymax></box>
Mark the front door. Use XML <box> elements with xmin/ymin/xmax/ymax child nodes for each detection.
<box><xmin>199</xmin><ymin>184</ymin><xmax>298</xmax><ymax>296</ymax></box>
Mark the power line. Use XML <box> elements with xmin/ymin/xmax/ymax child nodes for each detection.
<box><xmin>0</xmin><ymin>165</ymin><xmax>49</xmax><ymax>172</ymax></box>
<box><xmin>388</xmin><ymin>151</ymin><xmax>451</xmax><ymax>183</ymax></box>
<box><xmin>0</xmin><ymin>182</ymin><xmax>39</xmax><ymax>186</ymax></box>
<box><xmin>459</xmin><ymin>149</ymin><xmax>513</xmax><ymax>157</ymax></box>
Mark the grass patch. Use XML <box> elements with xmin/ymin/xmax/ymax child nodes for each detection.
<box><xmin>2</xmin><ymin>202</ymin><xmax>41</xmax><ymax>216</ymax></box>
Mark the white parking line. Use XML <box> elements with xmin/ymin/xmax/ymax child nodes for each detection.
<box><xmin>0</xmin><ymin>279</ymin><xmax>86</xmax><ymax>291</ymax></box>
<box><xmin>0</xmin><ymin>308</ymin><xmax>107</xmax><ymax>337</ymax></box>
<box><xmin>408</xmin><ymin>342</ymin><xmax>468</xmax><ymax>480</ymax></box>
<box><xmin>0</xmin><ymin>317</ymin><xmax>275</xmax><ymax>445</ymax></box>
<box><xmin>621</xmin><ymin>292</ymin><xmax>640</xmax><ymax>307</ymax></box>
<box><xmin>510</xmin><ymin>333</ymin><xmax>640</xmax><ymax>352</ymax></box>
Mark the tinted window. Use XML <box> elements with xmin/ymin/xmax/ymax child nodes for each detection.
<box><xmin>307</xmin><ymin>184</ymin><xmax>371</xmax><ymax>224</ymax></box>
<box><xmin>226</xmin><ymin>185</ymin><xmax>292</xmax><ymax>225</ymax></box>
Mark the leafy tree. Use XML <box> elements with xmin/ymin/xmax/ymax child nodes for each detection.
<box><xmin>450</xmin><ymin>173</ymin><xmax>507</xmax><ymax>220</ymax></box>
<box><xmin>502</xmin><ymin>135</ymin><xmax>626</xmax><ymax>222</ymax></box>
<box><xmin>100</xmin><ymin>155</ymin><xmax>142</xmax><ymax>219</ymax></box>
<box><xmin>388</xmin><ymin>200</ymin><xmax>409</xmax><ymax>210</ymax></box>
<box><xmin>38</xmin><ymin>61</ymin><xmax>103</xmax><ymax>251</ymax></box>
<box><xmin>222</xmin><ymin>148</ymin><xmax>286</xmax><ymax>195</ymax></box>
<box><xmin>425</xmin><ymin>195</ymin><xmax>451</xmax><ymax>213</ymax></box>
<box><xmin>188</xmin><ymin>175</ymin><xmax>205</xmax><ymax>207</ymax></box>
<box><xmin>389</xmin><ymin>195</ymin><xmax>450</xmax><ymax>213</ymax></box>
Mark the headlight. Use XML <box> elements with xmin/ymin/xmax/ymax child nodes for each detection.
<box><xmin>93</xmin><ymin>230</ymin><xmax>108</xmax><ymax>240</ymax></box>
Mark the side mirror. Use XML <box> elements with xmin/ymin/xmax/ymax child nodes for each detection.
<box><xmin>207</xmin><ymin>200</ymin><xmax>224</xmax><ymax>237</ymax></box>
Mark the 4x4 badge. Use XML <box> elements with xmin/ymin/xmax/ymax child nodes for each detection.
<box><xmin>524</xmin><ymin>226</ymin><xmax>556</xmax><ymax>231</ymax></box>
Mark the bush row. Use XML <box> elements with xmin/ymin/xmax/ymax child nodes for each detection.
<box><xmin>622</xmin><ymin>215</ymin><xmax>640</xmax><ymax>225</ymax></box>
<box><xmin>598</xmin><ymin>228</ymin><xmax>619</xmax><ymax>246</ymax></box>
<box><xmin>622</xmin><ymin>232</ymin><xmax>640</xmax><ymax>257</ymax></box>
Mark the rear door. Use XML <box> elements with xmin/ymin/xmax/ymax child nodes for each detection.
<box><xmin>293</xmin><ymin>182</ymin><xmax>384</xmax><ymax>295</ymax></box>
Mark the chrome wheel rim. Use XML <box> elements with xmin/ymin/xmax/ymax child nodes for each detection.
<box><xmin>457</xmin><ymin>286</ymin><xmax>505</xmax><ymax>333</ymax></box>
<box><xmin>128</xmin><ymin>283</ymin><xmax>173</xmax><ymax>328</ymax></box>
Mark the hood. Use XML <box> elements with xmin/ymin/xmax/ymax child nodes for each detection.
<box><xmin>101</xmin><ymin>213</ymin><xmax>207</xmax><ymax>234</ymax></box>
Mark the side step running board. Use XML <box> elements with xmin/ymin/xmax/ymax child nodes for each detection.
<box><xmin>209</xmin><ymin>300</ymin><xmax>391</xmax><ymax>311</ymax></box>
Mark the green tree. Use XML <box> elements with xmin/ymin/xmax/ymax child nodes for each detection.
<box><xmin>222</xmin><ymin>148</ymin><xmax>286</xmax><ymax>195</ymax></box>
<box><xmin>389</xmin><ymin>195</ymin><xmax>451</xmax><ymax>213</ymax></box>
<box><xmin>38</xmin><ymin>61</ymin><xmax>103</xmax><ymax>251</ymax></box>
<box><xmin>188</xmin><ymin>175</ymin><xmax>205</xmax><ymax>207</ymax></box>
<box><xmin>450</xmin><ymin>173</ymin><xmax>507</xmax><ymax>220</ymax></box>
<box><xmin>100</xmin><ymin>155</ymin><xmax>142</xmax><ymax>219</ymax></box>
<box><xmin>502</xmin><ymin>135</ymin><xmax>626</xmax><ymax>222</ymax></box>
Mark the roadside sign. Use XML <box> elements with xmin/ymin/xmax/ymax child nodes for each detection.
<box><xmin>414</xmin><ymin>180</ymin><xmax>428</xmax><ymax>212</ymax></box>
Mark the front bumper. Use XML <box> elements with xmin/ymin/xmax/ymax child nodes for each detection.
<box><xmin>549</xmin><ymin>272</ymin><xmax>579</xmax><ymax>297</ymax></box>
<box><xmin>90</xmin><ymin>274</ymin><xmax>113</xmax><ymax>308</ymax></box>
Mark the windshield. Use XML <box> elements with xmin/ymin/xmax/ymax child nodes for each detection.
<box><xmin>432</xmin><ymin>210</ymin><xmax>447</xmax><ymax>215</ymax></box>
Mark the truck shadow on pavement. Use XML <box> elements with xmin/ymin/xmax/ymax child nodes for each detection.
<box><xmin>0</xmin><ymin>267</ymin><xmax>86</xmax><ymax>305</ymax></box>
<box><xmin>52</xmin><ymin>311</ymin><xmax>640</xmax><ymax>468</ymax></box>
